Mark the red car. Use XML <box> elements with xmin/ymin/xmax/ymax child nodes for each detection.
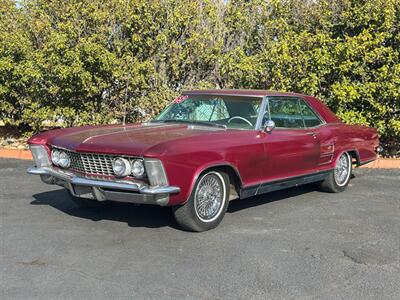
<box><xmin>28</xmin><ymin>90</ymin><xmax>380</xmax><ymax>231</ymax></box>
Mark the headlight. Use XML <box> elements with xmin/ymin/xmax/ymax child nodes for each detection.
<box><xmin>131</xmin><ymin>160</ymin><xmax>145</xmax><ymax>178</ymax></box>
<box><xmin>112</xmin><ymin>157</ymin><xmax>132</xmax><ymax>177</ymax></box>
<box><xmin>51</xmin><ymin>150</ymin><xmax>61</xmax><ymax>166</ymax></box>
<box><xmin>30</xmin><ymin>145</ymin><xmax>51</xmax><ymax>167</ymax></box>
<box><xmin>58</xmin><ymin>151</ymin><xmax>70</xmax><ymax>168</ymax></box>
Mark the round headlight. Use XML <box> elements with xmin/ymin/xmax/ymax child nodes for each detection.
<box><xmin>131</xmin><ymin>160</ymin><xmax>145</xmax><ymax>178</ymax></box>
<box><xmin>58</xmin><ymin>151</ymin><xmax>70</xmax><ymax>168</ymax></box>
<box><xmin>51</xmin><ymin>150</ymin><xmax>61</xmax><ymax>166</ymax></box>
<box><xmin>112</xmin><ymin>157</ymin><xmax>131</xmax><ymax>177</ymax></box>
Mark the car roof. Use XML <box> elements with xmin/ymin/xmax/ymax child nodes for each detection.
<box><xmin>183</xmin><ymin>89</ymin><xmax>309</xmax><ymax>98</ymax></box>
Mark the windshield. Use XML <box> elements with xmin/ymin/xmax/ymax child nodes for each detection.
<box><xmin>153</xmin><ymin>94</ymin><xmax>262</xmax><ymax>129</ymax></box>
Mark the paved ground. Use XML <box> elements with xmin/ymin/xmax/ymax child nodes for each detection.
<box><xmin>1</xmin><ymin>158</ymin><xmax>399</xmax><ymax>300</ymax></box>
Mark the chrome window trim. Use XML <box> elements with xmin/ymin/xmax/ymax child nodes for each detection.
<box><xmin>262</xmin><ymin>96</ymin><xmax>327</xmax><ymax>130</ymax></box>
<box><xmin>183</xmin><ymin>91</ymin><xmax>266</xmax><ymax>98</ymax></box>
<box><xmin>175</xmin><ymin>93</ymin><xmax>327</xmax><ymax>130</ymax></box>
<box><xmin>255</xmin><ymin>96</ymin><xmax>268</xmax><ymax>130</ymax></box>
<box><xmin>157</xmin><ymin>93</ymin><xmax>265</xmax><ymax>131</ymax></box>
<box><xmin>297</xmin><ymin>97</ymin><xmax>326</xmax><ymax>127</ymax></box>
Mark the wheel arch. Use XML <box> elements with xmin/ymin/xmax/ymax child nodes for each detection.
<box><xmin>187</xmin><ymin>163</ymin><xmax>243</xmax><ymax>203</ymax></box>
<box><xmin>333</xmin><ymin>148</ymin><xmax>360</xmax><ymax>166</ymax></box>
<box><xmin>347</xmin><ymin>149</ymin><xmax>361</xmax><ymax>166</ymax></box>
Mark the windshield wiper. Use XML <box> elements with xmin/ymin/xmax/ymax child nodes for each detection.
<box><xmin>157</xmin><ymin>119</ymin><xmax>227</xmax><ymax>129</ymax></box>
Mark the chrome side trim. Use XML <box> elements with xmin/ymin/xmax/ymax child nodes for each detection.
<box><xmin>239</xmin><ymin>170</ymin><xmax>332</xmax><ymax>199</ymax></box>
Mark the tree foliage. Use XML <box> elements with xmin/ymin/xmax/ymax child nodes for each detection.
<box><xmin>0</xmin><ymin>0</ymin><xmax>399</xmax><ymax>153</ymax></box>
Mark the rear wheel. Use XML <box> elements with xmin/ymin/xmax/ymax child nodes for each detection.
<box><xmin>173</xmin><ymin>171</ymin><xmax>229</xmax><ymax>232</ymax></box>
<box><xmin>67</xmin><ymin>191</ymin><xmax>109</xmax><ymax>208</ymax></box>
<box><xmin>319</xmin><ymin>152</ymin><xmax>352</xmax><ymax>193</ymax></box>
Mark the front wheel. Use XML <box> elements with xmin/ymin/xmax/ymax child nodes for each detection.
<box><xmin>319</xmin><ymin>152</ymin><xmax>352</xmax><ymax>193</ymax></box>
<box><xmin>173</xmin><ymin>171</ymin><xmax>230</xmax><ymax>232</ymax></box>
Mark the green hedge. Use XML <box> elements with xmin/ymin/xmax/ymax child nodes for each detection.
<box><xmin>0</xmin><ymin>0</ymin><xmax>399</xmax><ymax>154</ymax></box>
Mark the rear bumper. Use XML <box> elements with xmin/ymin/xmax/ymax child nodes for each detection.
<box><xmin>27</xmin><ymin>166</ymin><xmax>180</xmax><ymax>206</ymax></box>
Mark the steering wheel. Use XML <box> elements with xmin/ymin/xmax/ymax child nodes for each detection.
<box><xmin>227</xmin><ymin>116</ymin><xmax>253</xmax><ymax>126</ymax></box>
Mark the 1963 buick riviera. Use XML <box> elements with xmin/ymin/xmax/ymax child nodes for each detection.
<box><xmin>27</xmin><ymin>90</ymin><xmax>380</xmax><ymax>231</ymax></box>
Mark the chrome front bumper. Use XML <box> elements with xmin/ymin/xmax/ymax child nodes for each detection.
<box><xmin>27</xmin><ymin>166</ymin><xmax>180</xmax><ymax>206</ymax></box>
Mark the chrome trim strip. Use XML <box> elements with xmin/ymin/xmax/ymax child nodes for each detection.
<box><xmin>142</xmin><ymin>186</ymin><xmax>181</xmax><ymax>194</ymax></box>
<box><xmin>71</xmin><ymin>177</ymin><xmax>142</xmax><ymax>191</ymax></box>
<box><xmin>239</xmin><ymin>169</ymin><xmax>333</xmax><ymax>199</ymax></box>
<box><xmin>299</xmin><ymin>97</ymin><xmax>326</xmax><ymax>126</ymax></box>
<box><xmin>28</xmin><ymin>166</ymin><xmax>72</xmax><ymax>181</ymax></box>
<box><xmin>27</xmin><ymin>166</ymin><xmax>180</xmax><ymax>195</ymax></box>
<box><xmin>183</xmin><ymin>91</ymin><xmax>266</xmax><ymax>98</ymax></box>
<box><xmin>265</xmin><ymin>96</ymin><xmax>327</xmax><ymax>129</ymax></box>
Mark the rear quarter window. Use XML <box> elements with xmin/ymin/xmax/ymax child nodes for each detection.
<box><xmin>298</xmin><ymin>100</ymin><xmax>323</xmax><ymax>127</ymax></box>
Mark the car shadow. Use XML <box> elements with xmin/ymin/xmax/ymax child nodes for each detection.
<box><xmin>31</xmin><ymin>182</ymin><xmax>325</xmax><ymax>229</ymax></box>
<box><xmin>31</xmin><ymin>189</ymin><xmax>179</xmax><ymax>229</ymax></box>
<box><xmin>227</xmin><ymin>184</ymin><xmax>317</xmax><ymax>213</ymax></box>
<box><xmin>228</xmin><ymin>172</ymin><xmax>358</xmax><ymax>213</ymax></box>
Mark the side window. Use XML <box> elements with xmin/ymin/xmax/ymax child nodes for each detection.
<box><xmin>268</xmin><ymin>97</ymin><xmax>304</xmax><ymax>128</ymax></box>
<box><xmin>298</xmin><ymin>100</ymin><xmax>322</xmax><ymax>127</ymax></box>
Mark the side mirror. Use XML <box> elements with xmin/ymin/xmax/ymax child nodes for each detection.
<box><xmin>263</xmin><ymin>120</ymin><xmax>275</xmax><ymax>133</ymax></box>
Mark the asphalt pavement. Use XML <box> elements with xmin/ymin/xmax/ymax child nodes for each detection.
<box><xmin>1</xmin><ymin>158</ymin><xmax>399</xmax><ymax>299</ymax></box>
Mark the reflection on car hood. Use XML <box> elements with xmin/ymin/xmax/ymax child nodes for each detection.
<box><xmin>49</xmin><ymin>122</ymin><xmax>227</xmax><ymax>156</ymax></box>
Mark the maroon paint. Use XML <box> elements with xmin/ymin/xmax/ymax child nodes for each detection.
<box><xmin>28</xmin><ymin>91</ymin><xmax>379</xmax><ymax>206</ymax></box>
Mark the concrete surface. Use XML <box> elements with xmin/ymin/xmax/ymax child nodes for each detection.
<box><xmin>0</xmin><ymin>158</ymin><xmax>399</xmax><ymax>299</ymax></box>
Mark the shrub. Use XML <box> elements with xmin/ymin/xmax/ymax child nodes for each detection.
<box><xmin>0</xmin><ymin>0</ymin><xmax>399</xmax><ymax>155</ymax></box>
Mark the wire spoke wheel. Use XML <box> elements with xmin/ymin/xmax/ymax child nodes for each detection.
<box><xmin>194</xmin><ymin>173</ymin><xmax>225</xmax><ymax>222</ymax></box>
<box><xmin>334</xmin><ymin>153</ymin><xmax>351</xmax><ymax>186</ymax></box>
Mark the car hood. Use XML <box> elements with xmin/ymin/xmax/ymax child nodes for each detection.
<box><xmin>49</xmin><ymin>123</ymin><xmax>225</xmax><ymax>156</ymax></box>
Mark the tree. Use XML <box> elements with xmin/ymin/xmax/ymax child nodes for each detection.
<box><xmin>0</xmin><ymin>0</ymin><xmax>399</xmax><ymax>155</ymax></box>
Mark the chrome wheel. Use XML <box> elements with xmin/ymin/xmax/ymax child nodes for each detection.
<box><xmin>334</xmin><ymin>153</ymin><xmax>351</xmax><ymax>186</ymax></box>
<box><xmin>194</xmin><ymin>172</ymin><xmax>226</xmax><ymax>222</ymax></box>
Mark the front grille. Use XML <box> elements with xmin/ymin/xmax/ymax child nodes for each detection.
<box><xmin>55</xmin><ymin>148</ymin><xmax>139</xmax><ymax>177</ymax></box>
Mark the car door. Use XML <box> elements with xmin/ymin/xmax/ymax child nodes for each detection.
<box><xmin>261</xmin><ymin>97</ymin><xmax>320</xmax><ymax>182</ymax></box>
<box><xmin>298</xmin><ymin>98</ymin><xmax>331</xmax><ymax>166</ymax></box>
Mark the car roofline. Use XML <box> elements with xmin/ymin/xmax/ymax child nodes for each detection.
<box><xmin>182</xmin><ymin>89</ymin><xmax>309</xmax><ymax>98</ymax></box>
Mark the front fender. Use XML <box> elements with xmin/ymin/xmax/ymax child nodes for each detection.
<box><xmin>164</xmin><ymin>156</ymin><xmax>241</xmax><ymax>206</ymax></box>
